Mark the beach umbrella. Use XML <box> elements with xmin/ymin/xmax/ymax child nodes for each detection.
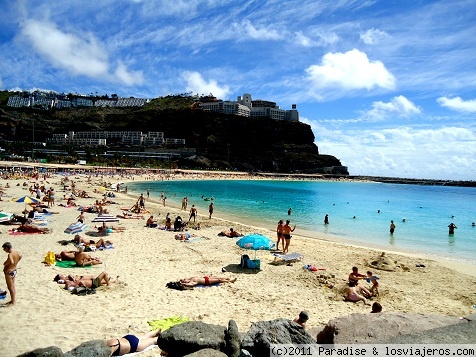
<box><xmin>11</xmin><ymin>196</ymin><xmax>40</xmax><ymax>204</ymax></box>
<box><xmin>0</xmin><ymin>212</ymin><xmax>13</xmax><ymax>223</ymax></box>
<box><xmin>64</xmin><ymin>222</ymin><xmax>88</xmax><ymax>235</ymax></box>
<box><xmin>92</xmin><ymin>214</ymin><xmax>119</xmax><ymax>223</ymax></box>
<box><xmin>236</xmin><ymin>233</ymin><xmax>275</xmax><ymax>259</ymax></box>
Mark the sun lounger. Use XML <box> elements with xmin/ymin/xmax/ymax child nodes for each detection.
<box><xmin>272</xmin><ymin>252</ymin><xmax>303</xmax><ymax>265</ymax></box>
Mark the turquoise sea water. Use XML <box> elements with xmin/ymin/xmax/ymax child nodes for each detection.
<box><xmin>129</xmin><ymin>180</ymin><xmax>476</xmax><ymax>264</ymax></box>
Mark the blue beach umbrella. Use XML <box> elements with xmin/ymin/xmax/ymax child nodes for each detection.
<box><xmin>64</xmin><ymin>222</ymin><xmax>88</xmax><ymax>235</ymax></box>
<box><xmin>236</xmin><ymin>233</ymin><xmax>275</xmax><ymax>256</ymax></box>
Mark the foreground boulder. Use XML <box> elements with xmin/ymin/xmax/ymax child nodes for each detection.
<box><xmin>158</xmin><ymin>321</ymin><xmax>226</xmax><ymax>356</ymax></box>
<box><xmin>241</xmin><ymin>318</ymin><xmax>315</xmax><ymax>356</ymax></box>
<box><xmin>17</xmin><ymin>346</ymin><xmax>64</xmax><ymax>357</ymax></box>
<box><xmin>316</xmin><ymin>313</ymin><xmax>465</xmax><ymax>344</ymax></box>
<box><xmin>63</xmin><ymin>340</ymin><xmax>110</xmax><ymax>357</ymax></box>
<box><xmin>384</xmin><ymin>314</ymin><xmax>476</xmax><ymax>344</ymax></box>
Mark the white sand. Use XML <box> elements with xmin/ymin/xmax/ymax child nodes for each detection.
<box><xmin>0</xmin><ymin>172</ymin><xmax>475</xmax><ymax>356</ymax></box>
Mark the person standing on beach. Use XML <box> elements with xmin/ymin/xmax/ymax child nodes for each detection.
<box><xmin>2</xmin><ymin>242</ymin><xmax>22</xmax><ymax>306</ymax></box>
<box><xmin>282</xmin><ymin>220</ymin><xmax>296</xmax><ymax>254</ymax></box>
<box><xmin>208</xmin><ymin>202</ymin><xmax>214</xmax><ymax>219</ymax></box>
<box><xmin>324</xmin><ymin>214</ymin><xmax>329</xmax><ymax>225</ymax></box>
<box><xmin>389</xmin><ymin>220</ymin><xmax>396</xmax><ymax>234</ymax></box>
<box><xmin>138</xmin><ymin>194</ymin><xmax>145</xmax><ymax>210</ymax></box>
<box><xmin>276</xmin><ymin>220</ymin><xmax>284</xmax><ymax>251</ymax></box>
<box><xmin>189</xmin><ymin>205</ymin><xmax>197</xmax><ymax>222</ymax></box>
<box><xmin>448</xmin><ymin>223</ymin><xmax>457</xmax><ymax>235</ymax></box>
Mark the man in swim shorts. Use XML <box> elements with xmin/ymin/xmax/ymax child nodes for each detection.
<box><xmin>107</xmin><ymin>329</ymin><xmax>161</xmax><ymax>356</ymax></box>
<box><xmin>2</xmin><ymin>242</ymin><xmax>22</xmax><ymax>306</ymax></box>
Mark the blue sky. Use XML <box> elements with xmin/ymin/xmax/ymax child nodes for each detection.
<box><xmin>1</xmin><ymin>0</ymin><xmax>475</xmax><ymax>180</ymax></box>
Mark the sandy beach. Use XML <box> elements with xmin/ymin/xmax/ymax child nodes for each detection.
<box><xmin>0</xmin><ymin>170</ymin><xmax>475</xmax><ymax>356</ymax></box>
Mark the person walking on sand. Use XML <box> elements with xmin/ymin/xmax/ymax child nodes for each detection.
<box><xmin>208</xmin><ymin>202</ymin><xmax>214</xmax><ymax>219</ymax></box>
<box><xmin>390</xmin><ymin>220</ymin><xmax>396</xmax><ymax>234</ymax></box>
<box><xmin>2</xmin><ymin>242</ymin><xmax>22</xmax><ymax>306</ymax></box>
<box><xmin>189</xmin><ymin>205</ymin><xmax>197</xmax><ymax>223</ymax></box>
<box><xmin>276</xmin><ymin>220</ymin><xmax>284</xmax><ymax>251</ymax></box>
<box><xmin>282</xmin><ymin>220</ymin><xmax>296</xmax><ymax>254</ymax></box>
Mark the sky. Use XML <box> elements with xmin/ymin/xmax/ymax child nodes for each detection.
<box><xmin>0</xmin><ymin>0</ymin><xmax>475</xmax><ymax>180</ymax></box>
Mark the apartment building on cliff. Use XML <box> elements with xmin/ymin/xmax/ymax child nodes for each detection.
<box><xmin>198</xmin><ymin>93</ymin><xmax>299</xmax><ymax>121</ymax></box>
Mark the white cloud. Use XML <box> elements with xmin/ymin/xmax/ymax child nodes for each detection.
<box><xmin>309</xmin><ymin>119</ymin><xmax>476</xmax><ymax>180</ymax></box>
<box><xmin>437</xmin><ymin>96</ymin><xmax>476</xmax><ymax>113</ymax></box>
<box><xmin>21</xmin><ymin>19</ymin><xmax>108</xmax><ymax>77</ymax></box>
<box><xmin>294</xmin><ymin>30</ymin><xmax>340</xmax><ymax>47</ymax></box>
<box><xmin>362</xmin><ymin>96</ymin><xmax>421</xmax><ymax>120</ymax></box>
<box><xmin>360</xmin><ymin>28</ymin><xmax>389</xmax><ymax>45</ymax></box>
<box><xmin>239</xmin><ymin>20</ymin><xmax>282</xmax><ymax>40</ymax></box>
<box><xmin>20</xmin><ymin>19</ymin><xmax>143</xmax><ymax>85</ymax></box>
<box><xmin>182</xmin><ymin>71</ymin><xmax>230</xmax><ymax>99</ymax></box>
<box><xmin>114</xmin><ymin>61</ymin><xmax>144</xmax><ymax>86</ymax></box>
<box><xmin>305</xmin><ymin>49</ymin><xmax>396</xmax><ymax>91</ymax></box>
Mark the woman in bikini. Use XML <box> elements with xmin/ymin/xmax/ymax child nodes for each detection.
<box><xmin>276</xmin><ymin>220</ymin><xmax>284</xmax><ymax>251</ymax></box>
<box><xmin>107</xmin><ymin>329</ymin><xmax>161</xmax><ymax>356</ymax></box>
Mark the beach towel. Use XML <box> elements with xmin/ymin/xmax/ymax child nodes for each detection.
<box><xmin>9</xmin><ymin>230</ymin><xmax>42</xmax><ymax>235</ymax></box>
<box><xmin>55</xmin><ymin>260</ymin><xmax>92</xmax><ymax>269</ymax></box>
<box><xmin>182</xmin><ymin>237</ymin><xmax>207</xmax><ymax>243</ymax></box>
<box><xmin>122</xmin><ymin>345</ymin><xmax>158</xmax><ymax>356</ymax></box>
<box><xmin>147</xmin><ymin>316</ymin><xmax>190</xmax><ymax>331</ymax></box>
<box><xmin>195</xmin><ymin>283</ymin><xmax>220</xmax><ymax>288</ymax></box>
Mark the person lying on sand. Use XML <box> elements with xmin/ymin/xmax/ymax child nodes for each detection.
<box><xmin>218</xmin><ymin>228</ymin><xmax>243</xmax><ymax>238</ymax></box>
<box><xmin>107</xmin><ymin>329</ymin><xmax>161</xmax><ymax>356</ymax></box>
<box><xmin>174</xmin><ymin>233</ymin><xmax>197</xmax><ymax>241</ymax></box>
<box><xmin>55</xmin><ymin>250</ymin><xmax>77</xmax><ymax>261</ymax></box>
<box><xmin>75</xmin><ymin>247</ymin><xmax>102</xmax><ymax>267</ymax></box>
<box><xmin>73</xmin><ymin>234</ymin><xmax>112</xmax><ymax>248</ymax></box>
<box><xmin>54</xmin><ymin>272</ymin><xmax>114</xmax><ymax>290</ymax></box>
<box><xmin>345</xmin><ymin>281</ymin><xmax>371</xmax><ymax>305</ymax></box>
<box><xmin>179</xmin><ymin>275</ymin><xmax>236</xmax><ymax>287</ymax></box>
<box><xmin>13</xmin><ymin>222</ymin><xmax>50</xmax><ymax>234</ymax></box>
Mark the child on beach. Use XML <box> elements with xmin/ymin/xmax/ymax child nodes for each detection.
<box><xmin>366</xmin><ymin>271</ymin><xmax>379</xmax><ymax>296</ymax></box>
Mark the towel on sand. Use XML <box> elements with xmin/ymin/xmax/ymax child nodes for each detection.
<box><xmin>55</xmin><ymin>260</ymin><xmax>92</xmax><ymax>268</ymax></box>
<box><xmin>147</xmin><ymin>316</ymin><xmax>190</xmax><ymax>331</ymax></box>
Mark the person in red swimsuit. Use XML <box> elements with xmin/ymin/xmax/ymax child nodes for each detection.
<box><xmin>178</xmin><ymin>275</ymin><xmax>237</xmax><ymax>288</ymax></box>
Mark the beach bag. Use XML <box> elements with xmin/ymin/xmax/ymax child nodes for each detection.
<box><xmin>240</xmin><ymin>254</ymin><xmax>250</xmax><ymax>268</ymax></box>
<box><xmin>44</xmin><ymin>251</ymin><xmax>56</xmax><ymax>266</ymax></box>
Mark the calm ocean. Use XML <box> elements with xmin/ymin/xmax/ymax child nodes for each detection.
<box><xmin>129</xmin><ymin>180</ymin><xmax>476</xmax><ymax>264</ymax></box>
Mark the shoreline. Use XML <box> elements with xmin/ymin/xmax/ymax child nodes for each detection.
<box><xmin>126</xmin><ymin>177</ymin><xmax>476</xmax><ymax>272</ymax></box>
<box><xmin>1</xmin><ymin>168</ymin><xmax>475</xmax><ymax>355</ymax></box>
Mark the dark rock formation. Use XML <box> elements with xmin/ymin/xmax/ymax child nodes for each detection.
<box><xmin>157</xmin><ymin>321</ymin><xmax>226</xmax><ymax>356</ymax></box>
<box><xmin>17</xmin><ymin>346</ymin><xmax>64</xmax><ymax>357</ymax></box>
<box><xmin>184</xmin><ymin>349</ymin><xmax>228</xmax><ymax>357</ymax></box>
<box><xmin>63</xmin><ymin>340</ymin><xmax>110</xmax><ymax>357</ymax></box>
<box><xmin>384</xmin><ymin>314</ymin><xmax>476</xmax><ymax>344</ymax></box>
<box><xmin>241</xmin><ymin>318</ymin><xmax>315</xmax><ymax>356</ymax></box>
<box><xmin>224</xmin><ymin>320</ymin><xmax>241</xmax><ymax>357</ymax></box>
<box><xmin>0</xmin><ymin>103</ymin><xmax>346</xmax><ymax>174</ymax></box>
<box><xmin>315</xmin><ymin>313</ymin><xmax>465</xmax><ymax>344</ymax></box>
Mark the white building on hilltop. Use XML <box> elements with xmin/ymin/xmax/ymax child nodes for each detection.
<box><xmin>198</xmin><ymin>93</ymin><xmax>299</xmax><ymax>121</ymax></box>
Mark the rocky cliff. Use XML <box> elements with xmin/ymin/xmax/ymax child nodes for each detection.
<box><xmin>0</xmin><ymin>101</ymin><xmax>347</xmax><ymax>174</ymax></box>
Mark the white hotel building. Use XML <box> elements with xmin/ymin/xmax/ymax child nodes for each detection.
<box><xmin>198</xmin><ymin>93</ymin><xmax>299</xmax><ymax>121</ymax></box>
